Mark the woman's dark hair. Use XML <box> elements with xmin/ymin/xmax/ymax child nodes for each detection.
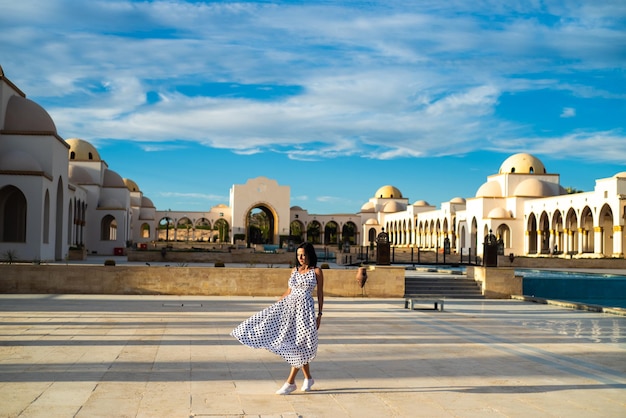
<box><xmin>296</xmin><ymin>242</ymin><xmax>318</xmax><ymax>267</ymax></box>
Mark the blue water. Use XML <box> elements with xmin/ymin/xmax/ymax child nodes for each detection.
<box><xmin>519</xmin><ymin>269</ymin><xmax>626</xmax><ymax>309</ymax></box>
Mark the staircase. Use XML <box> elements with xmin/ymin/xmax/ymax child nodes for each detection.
<box><xmin>405</xmin><ymin>269</ymin><xmax>484</xmax><ymax>299</ymax></box>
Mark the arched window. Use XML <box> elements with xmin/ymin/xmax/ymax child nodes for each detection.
<box><xmin>141</xmin><ymin>223</ymin><xmax>151</xmax><ymax>238</ymax></box>
<box><xmin>43</xmin><ymin>190</ymin><xmax>50</xmax><ymax>244</ymax></box>
<box><xmin>101</xmin><ymin>215</ymin><xmax>117</xmax><ymax>240</ymax></box>
<box><xmin>0</xmin><ymin>186</ymin><xmax>27</xmax><ymax>242</ymax></box>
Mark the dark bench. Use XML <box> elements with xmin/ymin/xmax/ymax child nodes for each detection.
<box><xmin>404</xmin><ymin>298</ymin><xmax>444</xmax><ymax>311</ymax></box>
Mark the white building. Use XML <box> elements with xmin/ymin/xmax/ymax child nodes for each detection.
<box><xmin>1</xmin><ymin>66</ymin><xmax>624</xmax><ymax>261</ymax></box>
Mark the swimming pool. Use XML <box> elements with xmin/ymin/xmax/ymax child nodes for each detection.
<box><xmin>518</xmin><ymin>269</ymin><xmax>626</xmax><ymax>309</ymax></box>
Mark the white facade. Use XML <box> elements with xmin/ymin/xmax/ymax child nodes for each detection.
<box><xmin>1</xmin><ymin>66</ymin><xmax>625</xmax><ymax>260</ymax></box>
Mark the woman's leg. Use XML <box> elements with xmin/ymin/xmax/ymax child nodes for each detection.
<box><xmin>286</xmin><ymin>367</ymin><xmax>299</xmax><ymax>384</ymax></box>
<box><xmin>286</xmin><ymin>364</ymin><xmax>312</xmax><ymax>383</ymax></box>
<box><xmin>302</xmin><ymin>363</ymin><xmax>312</xmax><ymax>380</ymax></box>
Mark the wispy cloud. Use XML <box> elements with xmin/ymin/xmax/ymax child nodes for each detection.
<box><xmin>1</xmin><ymin>0</ymin><xmax>624</xmax><ymax>165</ymax></box>
<box><xmin>560</xmin><ymin>107</ymin><xmax>576</xmax><ymax>118</ymax></box>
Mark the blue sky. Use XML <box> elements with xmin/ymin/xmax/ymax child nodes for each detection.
<box><xmin>1</xmin><ymin>0</ymin><xmax>625</xmax><ymax>214</ymax></box>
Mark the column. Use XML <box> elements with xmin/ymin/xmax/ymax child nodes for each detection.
<box><xmin>613</xmin><ymin>225</ymin><xmax>624</xmax><ymax>257</ymax></box>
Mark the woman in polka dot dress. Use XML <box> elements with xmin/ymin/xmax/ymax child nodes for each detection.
<box><xmin>231</xmin><ymin>242</ymin><xmax>324</xmax><ymax>395</ymax></box>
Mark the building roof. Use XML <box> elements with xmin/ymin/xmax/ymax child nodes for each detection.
<box><xmin>374</xmin><ymin>185</ymin><xmax>402</xmax><ymax>199</ymax></box>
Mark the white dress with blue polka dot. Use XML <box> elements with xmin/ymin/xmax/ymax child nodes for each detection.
<box><xmin>231</xmin><ymin>268</ymin><xmax>318</xmax><ymax>368</ymax></box>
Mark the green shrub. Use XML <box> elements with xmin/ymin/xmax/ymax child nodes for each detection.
<box><xmin>104</xmin><ymin>259</ymin><xmax>116</xmax><ymax>266</ymax></box>
<box><xmin>320</xmin><ymin>263</ymin><xmax>330</xmax><ymax>269</ymax></box>
<box><xmin>214</xmin><ymin>261</ymin><xmax>225</xmax><ymax>267</ymax></box>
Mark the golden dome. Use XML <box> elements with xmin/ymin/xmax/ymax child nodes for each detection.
<box><xmin>124</xmin><ymin>178</ymin><xmax>140</xmax><ymax>192</ymax></box>
<box><xmin>374</xmin><ymin>185</ymin><xmax>402</xmax><ymax>199</ymax></box>
<box><xmin>66</xmin><ymin>138</ymin><xmax>101</xmax><ymax>161</ymax></box>
<box><xmin>499</xmin><ymin>153</ymin><xmax>546</xmax><ymax>174</ymax></box>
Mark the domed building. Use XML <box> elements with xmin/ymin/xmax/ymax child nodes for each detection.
<box><xmin>0</xmin><ymin>68</ymin><xmax>156</xmax><ymax>260</ymax></box>
<box><xmin>2</xmin><ymin>65</ymin><xmax>624</xmax><ymax>261</ymax></box>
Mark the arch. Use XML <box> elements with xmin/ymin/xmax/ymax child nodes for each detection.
<box><xmin>368</xmin><ymin>227</ymin><xmax>377</xmax><ymax>243</ymax></box>
<box><xmin>342</xmin><ymin>221</ymin><xmax>358</xmax><ymax>245</ymax></box>
<box><xmin>247</xmin><ymin>205</ymin><xmax>275</xmax><ymax>245</ymax></box>
<box><xmin>307</xmin><ymin>220</ymin><xmax>322</xmax><ymax>244</ymax></box>
<box><xmin>599</xmin><ymin>204</ymin><xmax>613</xmax><ymax>257</ymax></box>
<box><xmin>101</xmin><ymin>215</ymin><xmax>117</xmax><ymax>241</ymax></box>
<box><xmin>55</xmin><ymin>177</ymin><xmax>64</xmax><ymax>260</ymax></box>
<box><xmin>158</xmin><ymin>216</ymin><xmax>174</xmax><ymax>241</ymax></box>
<box><xmin>43</xmin><ymin>190</ymin><xmax>50</xmax><ymax>244</ymax></box>
<box><xmin>565</xmin><ymin>207</ymin><xmax>578</xmax><ymax>254</ymax></box>
<box><xmin>214</xmin><ymin>218</ymin><xmax>229</xmax><ymax>243</ymax></box>
<box><xmin>141</xmin><ymin>222</ymin><xmax>151</xmax><ymax>239</ymax></box>
<box><xmin>195</xmin><ymin>217</ymin><xmax>211</xmax><ymax>242</ymax></box>
<box><xmin>539</xmin><ymin>211</ymin><xmax>550</xmax><ymax>254</ymax></box>
<box><xmin>290</xmin><ymin>219</ymin><xmax>305</xmax><ymax>243</ymax></box>
<box><xmin>495</xmin><ymin>223</ymin><xmax>511</xmax><ymax>250</ymax></box>
<box><xmin>552</xmin><ymin>210</ymin><xmax>564</xmax><ymax>254</ymax></box>
<box><xmin>527</xmin><ymin>213</ymin><xmax>538</xmax><ymax>254</ymax></box>
<box><xmin>471</xmin><ymin>218</ymin><xmax>479</xmax><ymax>256</ymax></box>
<box><xmin>580</xmin><ymin>206</ymin><xmax>594</xmax><ymax>253</ymax></box>
<box><xmin>0</xmin><ymin>186</ymin><xmax>27</xmax><ymax>242</ymax></box>
<box><xmin>67</xmin><ymin>199</ymin><xmax>73</xmax><ymax>245</ymax></box>
<box><xmin>177</xmin><ymin>217</ymin><xmax>193</xmax><ymax>242</ymax></box>
<box><xmin>324</xmin><ymin>221</ymin><xmax>339</xmax><ymax>246</ymax></box>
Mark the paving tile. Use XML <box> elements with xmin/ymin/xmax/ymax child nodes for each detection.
<box><xmin>0</xmin><ymin>295</ymin><xmax>625</xmax><ymax>418</ymax></box>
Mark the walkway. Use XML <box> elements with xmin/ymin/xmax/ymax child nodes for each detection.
<box><xmin>0</xmin><ymin>295</ymin><xmax>624</xmax><ymax>417</ymax></box>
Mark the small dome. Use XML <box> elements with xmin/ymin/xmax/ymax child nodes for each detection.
<box><xmin>103</xmin><ymin>169</ymin><xmax>125</xmax><ymax>188</ymax></box>
<box><xmin>66</xmin><ymin>138</ymin><xmax>101</xmax><ymax>161</ymax></box>
<box><xmin>98</xmin><ymin>198</ymin><xmax>124</xmax><ymax>209</ymax></box>
<box><xmin>374</xmin><ymin>185</ymin><xmax>402</xmax><ymax>199</ymax></box>
<box><xmin>514</xmin><ymin>178</ymin><xmax>560</xmax><ymax>197</ymax></box>
<box><xmin>215</xmin><ymin>203</ymin><xmax>228</xmax><ymax>208</ymax></box>
<box><xmin>476</xmin><ymin>181</ymin><xmax>502</xmax><ymax>198</ymax></box>
<box><xmin>383</xmin><ymin>201</ymin><xmax>405</xmax><ymax>213</ymax></box>
<box><xmin>499</xmin><ymin>153</ymin><xmax>546</xmax><ymax>174</ymax></box>
<box><xmin>3</xmin><ymin>95</ymin><xmax>57</xmax><ymax>133</ymax></box>
<box><xmin>360</xmin><ymin>202</ymin><xmax>375</xmax><ymax>213</ymax></box>
<box><xmin>141</xmin><ymin>196</ymin><xmax>155</xmax><ymax>208</ymax></box>
<box><xmin>614</xmin><ymin>172</ymin><xmax>626</xmax><ymax>179</ymax></box>
<box><xmin>365</xmin><ymin>218</ymin><xmax>379</xmax><ymax>225</ymax></box>
<box><xmin>449</xmin><ymin>197</ymin><xmax>466</xmax><ymax>204</ymax></box>
<box><xmin>413</xmin><ymin>200</ymin><xmax>430</xmax><ymax>207</ymax></box>
<box><xmin>68</xmin><ymin>165</ymin><xmax>93</xmax><ymax>184</ymax></box>
<box><xmin>290</xmin><ymin>206</ymin><xmax>304</xmax><ymax>211</ymax></box>
<box><xmin>124</xmin><ymin>178</ymin><xmax>140</xmax><ymax>192</ymax></box>
<box><xmin>487</xmin><ymin>207</ymin><xmax>512</xmax><ymax>219</ymax></box>
<box><xmin>0</xmin><ymin>150</ymin><xmax>42</xmax><ymax>171</ymax></box>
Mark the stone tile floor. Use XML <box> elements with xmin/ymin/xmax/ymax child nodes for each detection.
<box><xmin>0</xmin><ymin>295</ymin><xmax>624</xmax><ymax>417</ymax></box>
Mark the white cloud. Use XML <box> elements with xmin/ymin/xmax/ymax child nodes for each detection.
<box><xmin>560</xmin><ymin>107</ymin><xmax>576</xmax><ymax>118</ymax></box>
<box><xmin>2</xmin><ymin>0</ymin><xmax>624</xmax><ymax>165</ymax></box>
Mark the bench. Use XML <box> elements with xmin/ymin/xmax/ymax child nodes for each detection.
<box><xmin>404</xmin><ymin>298</ymin><xmax>444</xmax><ymax>311</ymax></box>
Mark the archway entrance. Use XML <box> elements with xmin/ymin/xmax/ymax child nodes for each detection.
<box><xmin>247</xmin><ymin>206</ymin><xmax>276</xmax><ymax>245</ymax></box>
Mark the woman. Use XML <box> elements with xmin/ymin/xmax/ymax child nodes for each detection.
<box><xmin>231</xmin><ymin>242</ymin><xmax>324</xmax><ymax>395</ymax></box>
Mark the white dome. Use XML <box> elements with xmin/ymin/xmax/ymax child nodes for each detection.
<box><xmin>0</xmin><ymin>150</ymin><xmax>42</xmax><ymax>171</ymax></box>
<box><xmin>499</xmin><ymin>153</ymin><xmax>547</xmax><ymax>174</ymax></box>
<box><xmin>365</xmin><ymin>218</ymin><xmax>379</xmax><ymax>225</ymax></box>
<box><xmin>449</xmin><ymin>197</ymin><xmax>466</xmax><ymax>204</ymax></box>
<box><xmin>374</xmin><ymin>185</ymin><xmax>402</xmax><ymax>198</ymax></box>
<box><xmin>103</xmin><ymin>169</ymin><xmax>125</xmax><ymax>188</ymax></box>
<box><xmin>514</xmin><ymin>178</ymin><xmax>560</xmax><ymax>197</ymax></box>
<box><xmin>413</xmin><ymin>200</ymin><xmax>431</xmax><ymax>207</ymax></box>
<box><xmin>383</xmin><ymin>201</ymin><xmax>405</xmax><ymax>213</ymax></box>
<box><xmin>141</xmin><ymin>196</ymin><xmax>155</xmax><ymax>208</ymax></box>
<box><xmin>487</xmin><ymin>207</ymin><xmax>512</xmax><ymax>219</ymax></box>
<box><xmin>98</xmin><ymin>198</ymin><xmax>124</xmax><ymax>209</ymax></box>
<box><xmin>476</xmin><ymin>181</ymin><xmax>502</xmax><ymax>197</ymax></box>
<box><xmin>360</xmin><ymin>202</ymin><xmax>375</xmax><ymax>213</ymax></box>
<box><xmin>68</xmin><ymin>165</ymin><xmax>93</xmax><ymax>184</ymax></box>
